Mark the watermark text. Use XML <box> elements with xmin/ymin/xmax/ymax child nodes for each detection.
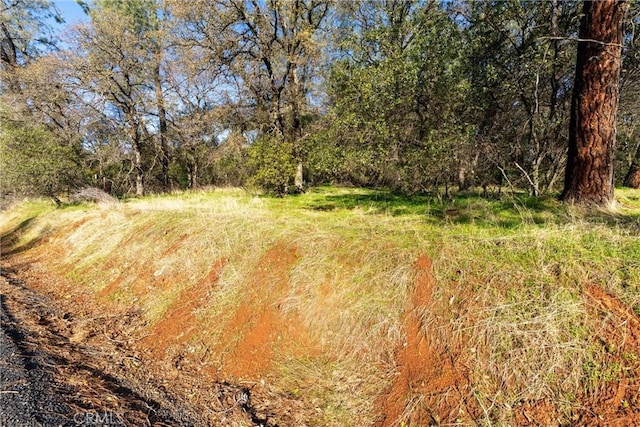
<box><xmin>73</xmin><ymin>411</ymin><xmax>125</xmax><ymax>426</ymax></box>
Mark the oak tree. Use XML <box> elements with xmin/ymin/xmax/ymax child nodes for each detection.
<box><xmin>175</xmin><ymin>0</ymin><xmax>331</xmax><ymax>193</ymax></box>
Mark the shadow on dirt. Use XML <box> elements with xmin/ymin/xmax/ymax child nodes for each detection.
<box><xmin>0</xmin><ymin>269</ymin><xmax>197</xmax><ymax>427</ymax></box>
<box><xmin>0</xmin><ymin>292</ymin><xmax>73</xmax><ymax>426</ymax></box>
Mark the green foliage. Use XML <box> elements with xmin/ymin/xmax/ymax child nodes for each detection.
<box><xmin>247</xmin><ymin>135</ymin><xmax>296</xmax><ymax>196</ymax></box>
<box><xmin>304</xmin><ymin>124</ymin><xmax>378</xmax><ymax>186</ymax></box>
<box><xmin>3</xmin><ymin>0</ymin><xmax>639</xmax><ymax>201</ymax></box>
<box><xmin>462</xmin><ymin>0</ymin><xmax>578</xmax><ymax>194</ymax></box>
<box><xmin>0</xmin><ymin>122</ymin><xmax>81</xmax><ymax>196</ymax></box>
<box><xmin>322</xmin><ymin>0</ymin><xmax>469</xmax><ymax>192</ymax></box>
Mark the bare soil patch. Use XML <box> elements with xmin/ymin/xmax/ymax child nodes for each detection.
<box><xmin>141</xmin><ymin>257</ymin><xmax>228</xmax><ymax>355</ymax></box>
<box><xmin>0</xmin><ymin>266</ymin><xmax>200</xmax><ymax>426</ymax></box>
<box><xmin>574</xmin><ymin>284</ymin><xmax>640</xmax><ymax>426</ymax></box>
<box><xmin>376</xmin><ymin>254</ymin><xmax>476</xmax><ymax>426</ymax></box>
<box><xmin>0</xmin><ymin>255</ymin><xmax>302</xmax><ymax>426</ymax></box>
<box><xmin>215</xmin><ymin>243</ymin><xmax>315</xmax><ymax>380</ymax></box>
<box><xmin>513</xmin><ymin>399</ymin><xmax>563</xmax><ymax>426</ymax></box>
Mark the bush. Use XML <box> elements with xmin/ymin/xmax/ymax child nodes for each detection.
<box><xmin>0</xmin><ymin>124</ymin><xmax>82</xmax><ymax>197</ymax></box>
<box><xmin>247</xmin><ymin>134</ymin><xmax>296</xmax><ymax>196</ymax></box>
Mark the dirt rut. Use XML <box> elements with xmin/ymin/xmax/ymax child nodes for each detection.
<box><xmin>377</xmin><ymin>254</ymin><xmax>474</xmax><ymax>426</ymax></box>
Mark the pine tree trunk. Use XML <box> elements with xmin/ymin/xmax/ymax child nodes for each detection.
<box><xmin>623</xmin><ymin>143</ymin><xmax>640</xmax><ymax>187</ymax></box>
<box><xmin>624</xmin><ymin>167</ymin><xmax>640</xmax><ymax>188</ymax></box>
<box><xmin>561</xmin><ymin>0</ymin><xmax>629</xmax><ymax>206</ymax></box>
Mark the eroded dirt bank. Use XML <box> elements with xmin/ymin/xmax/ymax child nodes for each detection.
<box><xmin>2</xmin><ymin>197</ymin><xmax>640</xmax><ymax>426</ymax></box>
<box><xmin>4</xmin><ymin>252</ymin><xmax>640</xmax><ymax>426</ymax></box>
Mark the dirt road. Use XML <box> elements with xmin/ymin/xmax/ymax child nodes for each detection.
<box><xmin>1</xmin><ymin>289</ymin><xmax>70</xmax><ymax>426</ymax></box>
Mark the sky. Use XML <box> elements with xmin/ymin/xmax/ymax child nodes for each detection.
<box><xmin>52</xmin><ymin>0</ymin><xmax>89</xmax><ymax>28</ymax></box>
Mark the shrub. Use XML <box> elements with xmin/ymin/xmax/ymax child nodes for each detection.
<box><xmin>0</xmin><ymin>124</ymin><xmax>82</xmax><ymax>197</ymax></box>
<box><xmin>247</xmin><ymin>134</ymin><xmax>296</xmax><ymax>196</ymax></box>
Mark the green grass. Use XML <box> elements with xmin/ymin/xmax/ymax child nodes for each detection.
<box><xmin>2</xmin><ymin>186</ymin><xmax>640</xmax><ymax>426</ymax></box>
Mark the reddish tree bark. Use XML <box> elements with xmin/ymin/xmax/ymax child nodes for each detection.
<box><xmin>561</xmin><ymin>0</ymin><xmax>629</xmax><ymax>205</ymax></box>
<box><xmin>624</xmin><ymin>168</ymin><xmax>640</xmax><ymax>188</ymax></box>
<box><xmin>623</xmin><ymin>143</ymin><xmax>640</xmax><ymax>188</ymax></box>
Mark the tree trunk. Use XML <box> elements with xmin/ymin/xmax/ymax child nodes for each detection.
<box><xmin>561</xmin><ymin>0</ymin><xmax>629</xmax><ymax>206</ymax></box>
<box><xmin>154</xmin><ymin>57</ymin><xmax>170</xmax><ymax>189</ymax></box>
<box><xmin>128</xmin><ymin>118</ymin><xmax>145</xmax><ymax>197</ymax></box>
<box><xmin>153</xmin><ymin>51</ymin><xmax>169</xmax><ymax>189</ymax></box>
<box><xmin>623</xmin><ymin>142</ymin><xmax>640</xmax><ymax>187</ymax></box>
<box><xmin>1</xmin><ymin>22</ymin><xmax>21</xmax><ymax>92</ymax></box>
<box><xmin>624</xmin><ymin>166</ymin><xmax>640</xmax><ymax>188</ymax></box>
<box><xmin>0</xmin><ymin>22</ymin><xmax>18</xmax><ymax>68</ymax></box>
<box><xmin>188</xmin><ymin>160</ymin><xmax>198</xmax><ymax>189</ymax></box>
<box><xmin>291</xmin><ymin>66</ymin><xmax>305</xmax><ymax>193</ymax></box>
<box><xmin>294</xmin><ymin>160</ymin><xmax>304</xmax><ymax>191</ymax></box>
<box><xmin>457</xmin><ymin>166</ymin><xmax>467</xmax><ymax>190</ymax></box>
<box><xmin>134</xmin><ymin>148</ymin><xmax>144</xmax><ymax>197</ymax></box>
<box><xmin>531</xmin><ymin>156</ymin><xmax>541</xmax><ymax>197</ymax></box>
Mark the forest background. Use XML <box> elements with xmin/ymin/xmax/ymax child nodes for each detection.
<box><xmin>1</xmin><ymin>0</ymin><xmax>640</xmax><ymax>201</ymax></box>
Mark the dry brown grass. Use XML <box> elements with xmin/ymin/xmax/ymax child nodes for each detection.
<box><xmin>2</xmin><ymin>188</ymin><xmax>640</xmax><ymax>425</ymax></box>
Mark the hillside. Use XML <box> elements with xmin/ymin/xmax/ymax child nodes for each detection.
<box><xmin>1</xmin><ymin>187</ymin><xmax>640</xmax><ymax>426</ymax></box>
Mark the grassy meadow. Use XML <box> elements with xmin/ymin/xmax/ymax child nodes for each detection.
<box><xmin>1</xmin><ymin>186</ymin><xmax>640</xmax><ymax>425</ymax></box>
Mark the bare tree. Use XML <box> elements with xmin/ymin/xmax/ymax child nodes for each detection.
<box><xmin>174</xmin><ymin>0</ymin><xmax>331</xmax><ymax>193</ymax></box>
<box><xmin>74</xmin><ymin>7</ymin><xmax>157</xmax><ymax>196</ymax></box>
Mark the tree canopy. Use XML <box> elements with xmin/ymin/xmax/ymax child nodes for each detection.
<box><xmin>0</xmin><ymin>0</ymin><xmax>638</xmax><ymax>203</ymax></box>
